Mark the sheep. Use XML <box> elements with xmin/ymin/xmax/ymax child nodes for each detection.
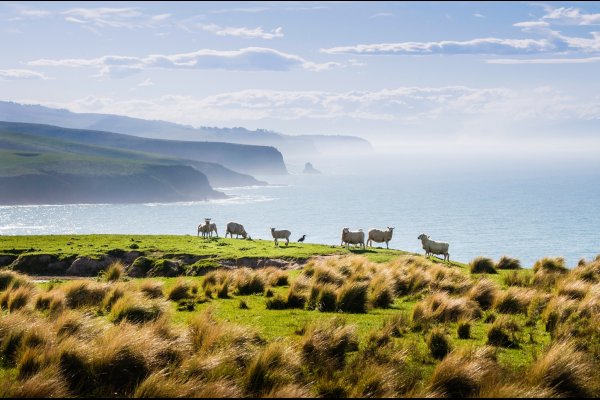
<box><xmin>341</xmin><ymin>227</ymin><xmax>365</xmax><ymax>249</ymax></box>
<box><xmin>225</xmin><ymin>222</ymin><xmax>248</xmax><ymax>239</ymax></box>
<box><xmin>271</xmin><ymin>228</ymin><xmax>291</xmax><ymax>247</ymax></box>
<box><xmin>197</xmin><ymin>218</ymin><xmax>218</xmax><ymax>238</ymax></box>
<box><xmin>417</xmin><ymin>233</ymin><xmax>450</xmax><ymax>262</ymax></box>
<box><xmin>367</xmin><ymin>227</ymin><xmax>394</xmax><ymax>249</ymax></box>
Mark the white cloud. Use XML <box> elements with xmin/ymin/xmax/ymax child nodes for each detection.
<box><xmin>137</xmin><ymin>78</ymin><xmax>154</xmax><ymax>87</ymax></box>
<box><xmin>18</xmin><ymin>8</ymin><xmax>51</xmax><ymax>18</ymax></box>
<box><xmin>513</xmin><ymin>21</ymin><xmax>549</xmax><ymax>28</ymax></box>
<box><xmin>28</xmin><ymin>47</ymin><xmax>339</xmax><ymax>77</ymax></box>
<box><xmin>473</xmin><ymin>13</ymin><xmax>485</xmax><ymax>19</ymax></box>
<box><xmin>542</xmin><ymin>7</ymin><xmax>600</xmax><ymax>26</ymax></box>
<box><xmin>199</xmin><ymin>23</ymin><xmax>284</xmax><ymax>39</ymax></box>
<box><xmin>0</xmin><ymin>69</ymin><xmax>49</xmax><ymax>80</ymax></box>
<box><xmin>487</xmin><ymin>56</ymin><xmax>600</xmax><ymax>64</ymax></box>
<box><xmin>369</xmin><ymin>12</ymin><xmax>393</xmax><ymax>19</ymax></box>
<box><xmin>322</xmin><ymin>37</ymin><xmax>553</xmax><ymax>55</ymax></box>
<box><xmin>61</xmin><ymin>7</ymin><xmax>171</xmax><ymax>30</ymax></box>
<box><xmin>49</xmin><ymin>86</ymin><xmax>600</xmax><ymax>127</ymax></box>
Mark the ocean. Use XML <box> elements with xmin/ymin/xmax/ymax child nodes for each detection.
<box><xmin>1</xmin><ymin>158</ymin><xmax>599</xmax><ymax>267</ymax></box>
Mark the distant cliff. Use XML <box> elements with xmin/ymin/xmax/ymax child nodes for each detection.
<box><xmin>0</xmin><ymin>101</ymin><xmax>371</xmax><ymax>159</ymax></box>
<box><xmin>0</xmin><ymin>124</ymin><xmax>232</xmax><ymax>205</ymax></box>
<box><xmin>0</xmin><ymin>121</ymin><xmax>287</xmax><ymax>176</ymax></box>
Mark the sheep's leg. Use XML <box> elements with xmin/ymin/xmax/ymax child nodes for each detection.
<box><xmin>285</xmin><ymin>238</ymin><xmax>289</xmax><ymax>246</ymax></box>
<box><xmin>386</xmin><ymin>241</ymin><xmax>389</xmax><ymax>249</ymax></box>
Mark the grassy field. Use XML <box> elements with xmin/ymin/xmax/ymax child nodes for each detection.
<box><xmin>1</xmin><ymin>237</ymin><xmax>599</xmax><ymax>397</ymax></box>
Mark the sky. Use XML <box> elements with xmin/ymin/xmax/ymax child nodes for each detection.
<box><xmin>1</xmin><ymin>1</ymin><xmax>600</xmax><ymax>153</ymax></box>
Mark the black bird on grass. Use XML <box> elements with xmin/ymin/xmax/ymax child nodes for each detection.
<box><xmin>298</xmin><ymin>235</ymin><xmax>306</xmax><ymax>243</ymax></box>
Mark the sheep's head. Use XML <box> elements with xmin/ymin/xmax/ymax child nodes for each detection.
<box><xmin>342</xmin><ymin>227</ymin><xmax>349</xmax><ymax>233</ymax></box>
<box><xmin>418</xmin><ymin>233</ymin><xmax>427</xmax><ymax>240</ymax></box>
<box><xmin>388</xmin><ymin>227</ymin><xmax>394</xmax><ymax>232</ymax></box>
<box><xmin>270</xmin><ymin>227</ymin><xmax>275</xmax><ymax>233</ymax></box>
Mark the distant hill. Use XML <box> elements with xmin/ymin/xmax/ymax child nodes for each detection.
<box><xmin>0</xmin><ymin>121</ymin><xmax>287</xmax><ymax>176</ymax></box>
<box><xmin>0</xmin><ymin>124</ymin><xmax>259</xmax><ymax>205</ymax></box>
<box><xmin>0</xmin><ymin>101</ymin><xmax>372</xmax><ymax>157</ymax></box>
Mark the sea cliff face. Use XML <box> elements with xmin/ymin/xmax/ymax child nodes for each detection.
<box><xmin>0</xmin><ymin>164</ymin><xmax>225</xmax><ymax>205</ymax></box>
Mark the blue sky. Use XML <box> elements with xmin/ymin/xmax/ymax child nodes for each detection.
<box><xmin>1</xmin><ymin>1</ymin><xmax>600</xmax><ymax>152</ymax></box>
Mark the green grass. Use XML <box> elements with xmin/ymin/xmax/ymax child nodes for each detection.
<box><xmin>0</xmin><ymin>234</ymin><xmax>417</xmax><ymax>265</ymax></box>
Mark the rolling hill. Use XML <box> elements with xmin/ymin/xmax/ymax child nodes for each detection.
<box><xmin>0</xmin><ymin>101</ymin><xmax>372</xmax><ymax>157</ymax></box>
<box><xmin>0</xmin><ymin>125</ymin><xmax>232</xmax><ymax>205</ymax></box>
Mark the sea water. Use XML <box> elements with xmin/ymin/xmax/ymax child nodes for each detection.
<box><xmin>1</xmin><ymin>163</ymin><xmax>599</xmax><ymax>267</ymax></box>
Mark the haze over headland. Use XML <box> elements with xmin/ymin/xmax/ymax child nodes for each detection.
<box><xmin>0</xmin><ymin>1</ymin><xmax>598</xmax><ymax>159</ymax></box>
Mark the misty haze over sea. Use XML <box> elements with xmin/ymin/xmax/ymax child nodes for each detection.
<box><xmin>2</xmin><ymin>152</ymin><xmax>598</xmax><ymax>268</ymax></box>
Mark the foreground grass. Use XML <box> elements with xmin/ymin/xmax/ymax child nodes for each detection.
<box><xmin>2</xmin><ymin>251</ymin><xmax>600</xmax><ymax>397</ymax></box>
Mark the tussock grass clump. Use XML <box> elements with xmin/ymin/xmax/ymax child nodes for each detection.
<box><xmin>503</xmin><ymin>270</ymin><xmax>533</xmax><ymax>287</ymax></box>
<box><xmin>457</xmin><ymin>319</ymin><xmax>471</xmax><ymax>339</ymax></box>
<box><xmin>542</xmin><ymin>296</ymin><xmax>577</xmax><ymax>333</ymax></box>
<box><xmin>487</xmin><ymin>316</ymin><xmax>521</xmax><ymax>348</ymax></box>
<box><xmin>496</xmin><ymin>256</ymin><xmax>522</xmax><ymax>270</ymax></box>
<box><xmin>467</xmin><ymin>278</ymin><xmax>499</xmax><ymax>310</ymax></box>
<box><xmin>244</xmin><ymin>342</ymin><xmax>299</xmax><ymax>396</ymax></box>
<box><xmin>312</xmin><ymin>266</ymin><xmax>345</xmax><ymax>286</ymax></box>
<box><xmin>0</xmin><ymin>270</ymin><xmax>34</xmax><ymax>291</ymax></box>
<box><xmin>188</xmin><ymin>309</ymin><xmax>263</xmax><ymax>355</ymax></box>
<box><xmin>529</xmin><ymin>340</ymin><xmax>595</xmax><ymax>397</ymax></box>
<box><xmin>413</xmin><ymin>292</ymin><xmax>482</xmax><ymax>325</ymax></box>
<box><xmin>102</xmin><ymin>284</ymin><xmax>125</xmax><ymax>311</ymax></box>
<box><xmin>494</xmin><ymin>287</ymin><xmax>535</xmax><ymax>314</ymax></box>
<box><xmin>140</xmin><ymin>281</ymin><xmax>164</xmax><ymax>299</ymax></box>
<box><xmin>381</xmin><ymin>312</ymin><xmax>410</xmax><ymax>338</ymax></box>
<box><xmin>557</xmin><ymin>279</ymin><xmax>590</xmax><ymax>300</ymax></box>
<box><xmin>1</xmin><ymin>285</ymin><xmax>34</xmax><ymax>311</ymax></box>
<box><xmin>427</xmin><ymin>327</ymin><xmax>451</xmax><ymax>360</ymax></box>
<box><xmin>102</xmin><ymin>261</ymin><xmax>124</xmax><ymax>282</ymax></box>
<box><xmin>337</xmin><ymin>282</ymin><xmax>369</xmax><ymax>313</ymax></box>
<box><xmin>263</xmin><ymin>267</ymin><xmax>289</xmax><ymax>287</ymax></box>
<box><xmin>266</xmin><ymin>295</ymin><xmax>287</xmax><ymax>310</ymax></box>
<box><xmin>533</xmin><ymin>257</ymin><xmax>568</xmax><ymax>274</ymax></box>
<box><xmin>317</xmin><ymin>285</ymin><xmax>338</xmax><ymax>312</ymax></box>
<box><xmin>133</xmin><ymin>372</ymin><xmax>187</xmax><ymax>398</ymax></box>
<box><xmin>90</xmin><ymin>326</ymin><xmax>153</xmax><ymax>396</ymax></box>
<box><xmin>469</xmin><ymin>257</ymin><xmax>497</xmax><ymax>274</ymax></box>
<box><xmin>301</xmin><ymin>318</ymin><xmax>358</xmax><ymax>370</ymax></box>
<box><xmin>217</xmin><ymin>282</ymin><xmax>230</xmax><ymax>299</ymax></box>
<box><xmin>167</xmin><ymin>279</ymin><xmax>195</xmax><ymax>301</ymax></box>
<box><xmin>369</xmin><ymin>276</ymin><xmax>394</xmax><ymax>309</ymax></box>
<box><xmin>429</xmin><ymin>346</ymin><xmax>498</xmax><ymax>398</ymax></box>
<box><xmin>110</xmin><ymin>294</ymin><xmax>165</xmax><ymax>324</ymax></box>
<box><xmin>285</xmin><ymin>285</ymin><xmax>307</xmax><ymax>309</ymax></box>
<box><xmin>63</xmin><ymin>281</ymin><xmax>108</xmax><ymax>308</ymax></box>
<box><xmin>233</xmin><ymin>269</ymin><xmax>266</xmax><ymax>295</ymax></box>
<box><xmin>239</xmin><ymin>299</ymin><xmax>249</xmax><ymax>309</ymax></box>
<box><xmin>34</xmin><ymin>290</ymin><xmax>66</xmax><ymax>315</ymax></box>
<box><xmin>572</xmin><ymin>258</ymin><xmax>600</xmax><ymax>283</ymax></box>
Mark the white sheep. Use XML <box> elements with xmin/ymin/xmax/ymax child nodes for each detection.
<box><xmin>341</xmin><ymin>227</ymin><xmax>365</xmax><ymax>249</ymax></box>
<box><xmin>417</xmin><ymin>233</ymin><xmax>450</xmax><ymax>262</ymax></box>
<box><xmin>271</xmin><ymin>228</ymin><xmax>291</xmax><ymax>247</ymax></box>
<box><xmin>225</xmin><ymin>222</ymin><xmax>248</xmax><ymax>239</ymax></box>
<box><xmin>197</xmin><ymin>218</ymin><xmax>218</xmax><ymax>238</ymax></box>
<box><xmin>367</xmin><ymin>227</ymin><xmax>394</xmax><ymax>249</ymax></box>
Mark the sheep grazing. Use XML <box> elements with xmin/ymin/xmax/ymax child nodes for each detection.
<box><xmin>341</xmin><ymin>227</ymin><xmax>365</xmax><ymax>249</ymax></box>
<box><xmin>298</xmin><ymin>235</ymin><xmax>306</xmax><ymax>243</ymax></box>
<box><xmin>367</xmin><ymin>227</ymin><xmax>394</xmax><ymax>249</ymax></box>
<box><xmin>197</xmin><ymin>218</ymin><xmax>218</xmax><ymax>238</ymax></box>
<box><xmin>418</xmin><ymin>233</ymin><xmax>450</xmax><ymax>262</ymax></box>
<box><xmin>271</xmin><ymin>228</ymin><xmax>291</xmax><ymax>247</ymax></box>
<box><xmin>225</xmin><ymin>222</ymin><xmax>248</xmax><ymax>239</ymax></box>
